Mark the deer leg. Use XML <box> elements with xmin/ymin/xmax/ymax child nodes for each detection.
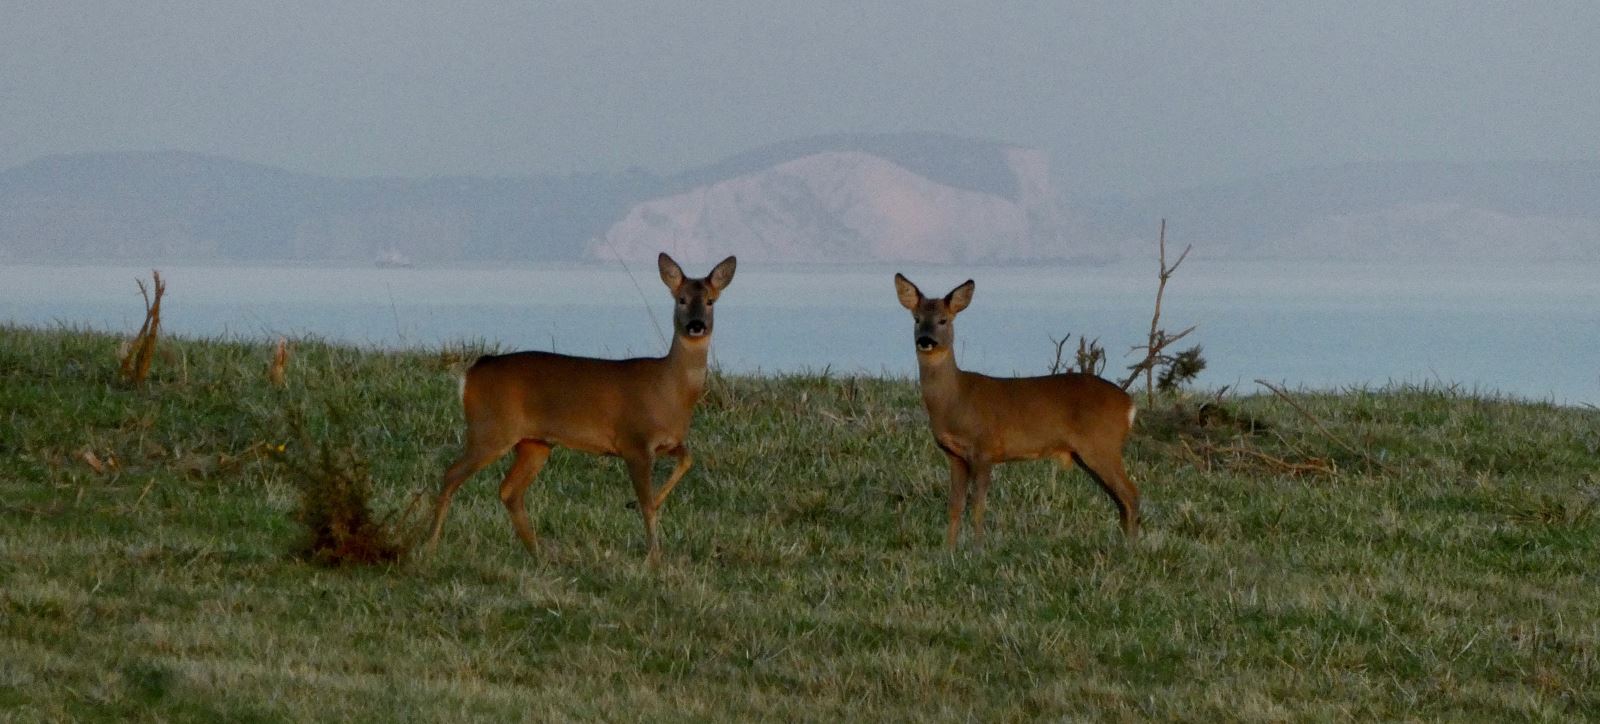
<box><xmin>427</xmin><ymin>439</ymin><xmax>513</xmax><ymax>554</ymax></box>
<box><xmin>624</xmin><ymin>452</ymin><xmax>662</xmax><ymax>562</ymax></box>
<box><xmin>1072</xmin><ymin>450</ymin><xmax>1142</xmax><ymax>539</ymax></box>
<box><xmin>945</xmin><ymin>454</ymin><xmax>971</xmax><ymax>549</ymax></box>
<box><xmin>498</xmin><ymin>440</ymin><xmax>552</xmax><ymax>555</ymax></box>
<box><xmin>969</xmin><ymin>461</ymin><xmax>994</xmax><ymax>545</ymax></box>
<box><xmin>652</xmin><ymin>444</ymin><xmax>694</xmax><ymax>510</ymax></box>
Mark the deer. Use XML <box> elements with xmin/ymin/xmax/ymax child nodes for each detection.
<box><xmin>893</xmin><ymin>273</ymin><xmax>1141</xmax><ymax>547</ymax></box>
<box><xmin>427</xmin><ymin>253</ymin><xmax>737</xmax><ymax>561</ymax></box>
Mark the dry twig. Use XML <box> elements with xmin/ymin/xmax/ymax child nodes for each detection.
<box><xmin>1181</xmin><ymin>437</ymin><xmax>1336</xmax><ymax>477</ymax></box>
<box><xmin>1254</xmin><ymin>379</ymin><xmax>1391</xmax><ymax>473</ymax></box>
<box><xmin>1048</xmin><ymin>334</ymin><xmax>1072</xmax><ymax>374</ymax></box>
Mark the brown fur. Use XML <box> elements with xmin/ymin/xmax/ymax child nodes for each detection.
<box><xmin>895</xmin><ymin>273</ymin><xmax>1140</xmax><ymax>546</ymax></box>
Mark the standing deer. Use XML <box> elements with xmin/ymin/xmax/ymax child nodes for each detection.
<box><xmin>427</xmin><ymin>254</ymin><xmax>736</xmax><ymax>560</ymax></box>
<box><xmin>894</xmin><ymin>274</ymin><xmax>1140</xmax><ymax>546</ymax></box>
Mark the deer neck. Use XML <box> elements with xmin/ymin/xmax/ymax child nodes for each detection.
<box><xmin>916</xmin><ymin>349</ymin><xmax>963</xmax><ymax>416</ymax></box>
<box><xmin>665</xmin><ymin>334</ymin><xmax>711</xmax><ymax>400</ymax></box>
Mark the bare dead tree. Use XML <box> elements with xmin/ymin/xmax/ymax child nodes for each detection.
<box><xmin>1119</xmin><ymin>219</ymin><xmax>1194</xmax><ymax>405</ymax></box>
<box><xmin>120</xmin><ymin>270</ymin><xmax>166</xmax><ymax>385</ymax></box>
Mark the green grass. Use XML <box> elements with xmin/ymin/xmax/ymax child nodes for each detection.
<box><xmin>3</xmin><ymin>323</ymin><xmax>1598</xmax><ymax>720</ymax></box>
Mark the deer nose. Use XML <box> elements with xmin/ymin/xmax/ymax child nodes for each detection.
<box><xmin>685</xmin><ymin>320</ymin><xmax>708</xmax><ymax>336</ymax></box>
<box><xmin>916</xmin><ymin>336</ymin><xmax>937</xmax><ymax>351</ymax></box>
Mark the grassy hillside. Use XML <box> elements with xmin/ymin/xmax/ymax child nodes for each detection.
<box><xmin>2</xmin><ymin>325</ymin><xmax>1597</xmax><ymax>720</ymax></box>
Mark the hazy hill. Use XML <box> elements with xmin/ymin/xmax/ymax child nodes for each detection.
<box><xmin>600</xmin><ymin>138</ymin><xmax>1108</xmax><ymax>263</ymax></box>
<box><xmin>1093</xmin><ymin>161</ymin><xmax>1600</xmax><ymax>260</ymax></box>
<box><xmin>2</xmin><ymin>139</ymin><xmax>1597</xmax><ymax>264</ymax></box>
<box><xmin>0</xmin><ymin>151</ymin><xmax>658</xmax><ymax>263</ymax></box>
<box><xmin>667</xmin><ymin>132</ymin><xmax>1026</xmax><ymax>199</ymax></box>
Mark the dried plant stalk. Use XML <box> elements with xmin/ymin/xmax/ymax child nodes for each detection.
<box><xmin>268</xmin><ymin>337</ymin><xmax>290</xmax><ymax>387</ymax></box>
<box><xmin>120</xmin><ymin>270</ymin><xmax>166</xmax><ymax>385</ymax></box>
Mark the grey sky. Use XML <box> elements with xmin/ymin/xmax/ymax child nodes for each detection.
<box><xmin>3</xmin><ymin>1</ymin><xmax>1597</xmax><ymax>195</ymax></box>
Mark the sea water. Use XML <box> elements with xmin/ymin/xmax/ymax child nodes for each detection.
<box><xmin>3</xmin><ymin>260</ymin><xmax>1596</xmax><ymax>405</ymax></box>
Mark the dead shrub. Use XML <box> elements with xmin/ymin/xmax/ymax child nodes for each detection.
<box><xmin>271</xmin><ymin>403</ymin><xmax>410</xmax><ymax>566</ymax></box>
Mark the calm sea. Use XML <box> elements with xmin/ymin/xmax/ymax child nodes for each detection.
<box><xmin>3</xmin><ymin>260</ymin><xmax>1596</xmax><ymax>405</ymax></box>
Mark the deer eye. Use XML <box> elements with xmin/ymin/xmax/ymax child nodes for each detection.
<box><xmin>678</xmin><ymin>297</ymin><xmax>686</xmax><ymax>305</ymax></box>
<box><xmin>706</xmin><ymin>300</ymin><xmax>715</xmax><ymax>306</ymax></box>
<box><xmin>938</xmin><ymin>319</ymin><xmax>948</xmax><ymax>325</ymax></box>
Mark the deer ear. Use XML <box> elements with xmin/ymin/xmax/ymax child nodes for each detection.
<box><xmin>658</xmin><ymin>253</ymin><xmax>685</xmax><ymax>291</ymax></box>
<box><xmin>708</xmin><ymin>255</ymin><xmax>737</xmax><ymax>291</ymax></box>
<box><xmin>894</xmin><ymin>273</ymin><xmax>923</xmax><ymax>310</ymax></box>
<box><xmin>945</xmin><ymin>279</ymin><xmax>975</xmax><ymax>314</ymax></box>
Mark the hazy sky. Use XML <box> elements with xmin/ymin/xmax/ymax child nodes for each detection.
<box><xmin>4</xmin><ymin>1</ymin><xmax>1597</xmax><ymax>195</ymax></box>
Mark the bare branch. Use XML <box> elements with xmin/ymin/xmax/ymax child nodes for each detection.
<box><xmin>1048</xmin><ymin>334</ymin><xmax>1072</xmax><ymax>375</ymax></box>
<box><xmin>1118</xmin><ymin>220</ymin><xmax>1196</xmax><ymax>404</ymax></box>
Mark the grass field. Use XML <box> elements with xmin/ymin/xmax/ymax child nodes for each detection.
<box><xmin>2</xmin><ymin>324</ymin><xmax>1598</xmax><ymax>720</ymax></box>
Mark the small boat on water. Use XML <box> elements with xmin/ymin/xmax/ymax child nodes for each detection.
<box><xmin>374</xmin><ymin>248</ymin><xmax>414</xmax><ymax>268</ymax></box>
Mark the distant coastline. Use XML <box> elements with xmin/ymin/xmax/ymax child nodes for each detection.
<box><xmin>4</xmin><ymin>136</ymin><xmax>1597</xmax><ymax>266</ymax></box>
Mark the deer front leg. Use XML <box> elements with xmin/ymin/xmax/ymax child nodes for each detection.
<box><xmin>624</xmin><ymin>452</ymin><xmax>662</xmax><ymax>562</ymax></box>
<box><xmin>652</xmin><ymin>444</ymin><xmax>693</xmax><ymax>511</ymax></box>
<box><xmin>969</xmin><ymin>461</ymin><xmax>994</xmax><ymax>545</ymax></box>
<box><xmin>945</xmin><ymin>454</ymin><xmax>971</xmax><ymax>548</ymax></box>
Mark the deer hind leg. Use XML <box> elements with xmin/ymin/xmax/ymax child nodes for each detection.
<box><xmin>499</xmin><ymin>440</ymin><xmax>552</xmax><ymax>555</ymax></box>
<box><xmin>944</xmin><ymin>454</ymin><xmax>971</xmax><ymax>549</ymax></box>
<box><xmin>968</xmin><ymin>462</ymin><xmax>995</xmax><ymax>545</ymax></box>
<box><xmin>624</xmin><ymin>452</ymin><xmax>662</xmax><ymax>562</ymax></box>
<box><xmin>428</xmin><ymin>437</ymin><xmax>515</xmax><ymax>554</ymax></box>
<box><xmin>652</xmin><ymin>444</ymin><xmax>694</xmax><ymax>511</ymax></box>
<box><xmin>1071</xmin><ymin>449</ymin><xmax>1141</xmax><ymax>538</ymax></box>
